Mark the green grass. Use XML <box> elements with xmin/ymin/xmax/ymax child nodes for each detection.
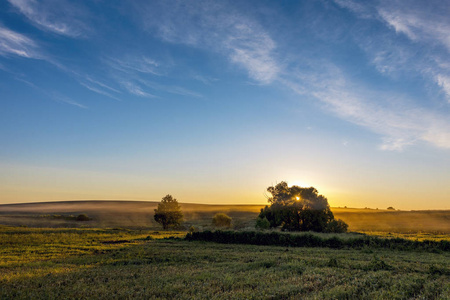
<box><xmin>0</xmin><ymin>225</ymin><xmax>185</xmax><ymax>267</ymax></box>
<box><xmin>1</xmin><ymin>226</ymin><xmax>449</xmax><ymax>299</ymax></box>
<box><xmin>359</xmin><ymin>231</ymin><xmax>450</xmax><ymax>242</ymax></box>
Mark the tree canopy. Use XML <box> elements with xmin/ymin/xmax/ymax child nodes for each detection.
<box><xmin>258</xmin><ymin>181</ymin><xmax>347</xmax><ymax>232</ymax></box>
<box><xmin>154</xmin><ymin>194</ymin><xmax>183</xmax><ymax>229</ymax></box>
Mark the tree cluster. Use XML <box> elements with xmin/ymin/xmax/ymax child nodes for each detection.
<box><xmin>257</xmin><ymin>181</ymin><xmax>348</xmax><ymax>232</ymax></box>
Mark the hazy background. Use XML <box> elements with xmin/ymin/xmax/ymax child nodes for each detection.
<box><xmin>1</xmin><ymin>0</ymin><xmax>449</xmax><ymax>209</ymax></box>
<box><xmin>1</xmin><ymin>201</ymin><xmax>449</xmax><ymax>233</ymax></box>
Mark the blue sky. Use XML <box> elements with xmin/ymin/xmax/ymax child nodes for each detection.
<box><xmin>1</xmin><ymin>0</ymin><xmax>449</xmax><ymax>209</ymax></box>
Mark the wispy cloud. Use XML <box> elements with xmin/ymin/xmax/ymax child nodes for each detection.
<box><xmin>192</xmin><ymin>74</ymin><xmax>218</xmax><ymax>85</ymax></box>
<box><xmin>75</xmin><ymin>75</ymin><xmax>122</xmax><ymax>101</ymax></box>
<box><xmin>105</xmin><ymin>56</ymin><xmax>162</xmax><ymax>75</ymax></box>
<box><xmin>51</xmin><ymin>93</ymin><xmax>87</xmax><ymax>109</ymax></box>
<box><xmin>335</xmin><ymin>1</ymin><xmax>450</xmax><ymax>104</ymax></box>
<box><xmin>138</xmin><ymin>79</ymin><xmax>202</xmax><ymax>98</ymax></box>
<box><xmin>225</xmin><ymin>24</ymin><xmax>279</xmax><ymax>84</ymax></box>
<box><xmin>104</xmin><ymin>55</ymin><xmax>204</xmax><ymax>99</ymax></box>
<box><xmin>285</xmin><ymin>64</ymin><xmax>450</xmax><ymax>150</ymax></box>
<box><xmin>377</xmin><ymin>4</ymin><xmax>450</xmax><ymax>102</ymax></box>
<box><xmin>377</xmin><ymin>3</ymin><xmax>450</xmax><ymax>51</ymax></box>
<box><xmin>436</xmin><ymin>75</ymin><xmax>450</xmax><ymax>103</ymax></box>
<box><xmin>137</xmin><ymin>1</ymin><xmax>280</xmax><ymax>84</ymax></box>
<box><xmin>7</xmin><ymin>0</ymin><xmax>90</xmax><ymax>37</ymax></box>
<box><xmin>136</xmin><ymin>0</ymin><xmax>450</xmax><ymax>150</ymax></box>
<box><xmin>0</xmin><ymin>25</ymin><xmax>40</xmax><ymax>58</ymax></box>
<box><xmin>84</xmin><ymin>76</ymin><xmax>121</xmax><ymax>94</ymax></box>
<box><xmin>0</xmin><ymin>24</ymin><xmax>93</xmax><ymax>83</ymax></box>
<box><xmin>79</xmin><ymin>82</ymin><xmax>121</xmax><ymax>101</ymax></box>
<box><xmin>8</xmin><ymin>73</ymin><xmax>88</xmax><ymax>109</ymax></box>
<box><xmin>332</xmin><ymin>0</ymin><xmax>376</xmax><ymax>19</ymax></box>
<box><xmin>120</xmin><ymin>81</ymin><xmax>156</xmax><ymax>98</ymax></box>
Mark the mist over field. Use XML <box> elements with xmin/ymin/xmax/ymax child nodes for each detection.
<box><xmin>1</xmin><ymin>201</ymin><xmax>449</xmax><ymax>233</ymax></box>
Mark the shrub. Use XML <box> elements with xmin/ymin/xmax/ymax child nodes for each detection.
<box><xmin>76</xmin><ymin>214</ymin><xmax>90</xmax><ymax>221</ymax></box>
<box><xmin>212</xmin><ymin>213</ymin><xmax>232</xmax><ymax>228</ymax></box>
<box><xmin>326</xmin><ymin>219</ymin><xmax>348</xmax><ymax>233</ymax></box>
<box><xmin>255</xmin><ymin>217</ymin><xmax>270</xmax><ymax>229</ymax></box>
<box><xmin>188</xmin><ymin>226</ymin><xmax>198</xmax><ymax>233</ymax></box>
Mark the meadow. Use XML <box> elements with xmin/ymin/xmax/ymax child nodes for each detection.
<box><xmin>1</xmin><ymin>201</ymin><xmax>449</xmax><ymax>299</ymax></box>
<box><xmin>1</xmin><ymin>226</ymin><xmax>449</xmax><ymax>299</ymax></box>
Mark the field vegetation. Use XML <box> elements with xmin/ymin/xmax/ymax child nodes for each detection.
<box><xmin>1</xmin><ymin>201</ymin><xmax>449</xmax><ymax>298</ymax></box>
<box><xmin>1</xmin><ymin>225</ymin><xmax>449</xmax><ymax>299</ymax></box>
<box><xmin>186</xmin><ymin>230</ymin><xmax>450</xmax><ymax>252</ymax></box>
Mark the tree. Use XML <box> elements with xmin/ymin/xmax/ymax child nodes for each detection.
<box><xmin>154</xmin><ymin>195</ymin><xmax>183</xmax><ymax>229</ymax></box>
<box><xmin>212</xmin><ymin>213</ymin><xmax>232</xmax><ymax>228</ymax></box>
<box><xmin>258</xmin><ymin>181</ymin><xmax>348</xmax><ymax>232</ymax></box>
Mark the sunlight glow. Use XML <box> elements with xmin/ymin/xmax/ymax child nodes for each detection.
<box><xmin>289</xmin><ymin>180</ymin><xmax>310</xmax><ymax>188</ymax></box>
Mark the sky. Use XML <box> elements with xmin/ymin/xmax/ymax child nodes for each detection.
<box><xmin>0</xmin><ymin>0</ymin><xmax>449</xmax><ymax>210</ymax></box>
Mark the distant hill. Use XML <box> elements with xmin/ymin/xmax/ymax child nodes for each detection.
<box><xmin>1</xmin><ymin>200</ymin><xmax>449</xmax><ymax>233</ymax></box>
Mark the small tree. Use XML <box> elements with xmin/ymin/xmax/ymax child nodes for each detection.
<box><xmin>154</xmin><ymin>195</ymin><xmax>183</xmax><ymax>229</ymax></box>
<box><xmin>212</xmin><ymin>213</ymin><xmax>232</xmax><ymax>228</ymax></box>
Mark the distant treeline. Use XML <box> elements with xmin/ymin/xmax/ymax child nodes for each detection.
<box><xmin>185</xmin><ymin>230</ymin><xmax>450</xmax><ymax>252</ymax></box>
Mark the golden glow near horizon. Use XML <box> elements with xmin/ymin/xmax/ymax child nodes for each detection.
<box><xmin>0</xmin><ymin>161</ymin><xmax>449</xmax><ymax>210</ymax></box>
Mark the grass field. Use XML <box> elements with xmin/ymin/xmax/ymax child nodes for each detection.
<box><xmin>1</xmin><ymin>226</ymin><xmax>449</xmax><ymax>299</ymax></box>
<box><xmin>1</xmin><ymin>201</ymin><xmax>449</xmax><ymax>299</ymax></box>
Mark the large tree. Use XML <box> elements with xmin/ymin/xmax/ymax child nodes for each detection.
<box><xmin>154</xmin><ymin>195</ymin><xmax>183</xmax><ymax>229</ymax></box>
<box><xmin>258</xmin><ymin>181</ymin><xmax>347</xmax><ymax>232</ymax></box>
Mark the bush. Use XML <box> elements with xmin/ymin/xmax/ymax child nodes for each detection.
<box><xmin>326</xmin><ymin>219</ymin><xmax>348</xmax><ymax>233</ymax></box>
<box><xmin>255</xmin><ymin>217</ymin><xmax>270</xmax><ymax>229</ymax></box>
<box><xmin>188</xmin><ymin>226</ymin><xmax>198</xmax><ymax>233</ymax></box>
<box><xmin>185</xmin><ymin>230</ymin><xmax>447</xmax><ymax>252</ymax></box>
<box><xmin>76</xmin><ymin>214</ymin><xmax>90</xmax><ymax>221</ymax></box>
<box><xmin>212</xmin><ymin>213</ymin><xmax>232</xmax><ymax>228</ymax></box>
